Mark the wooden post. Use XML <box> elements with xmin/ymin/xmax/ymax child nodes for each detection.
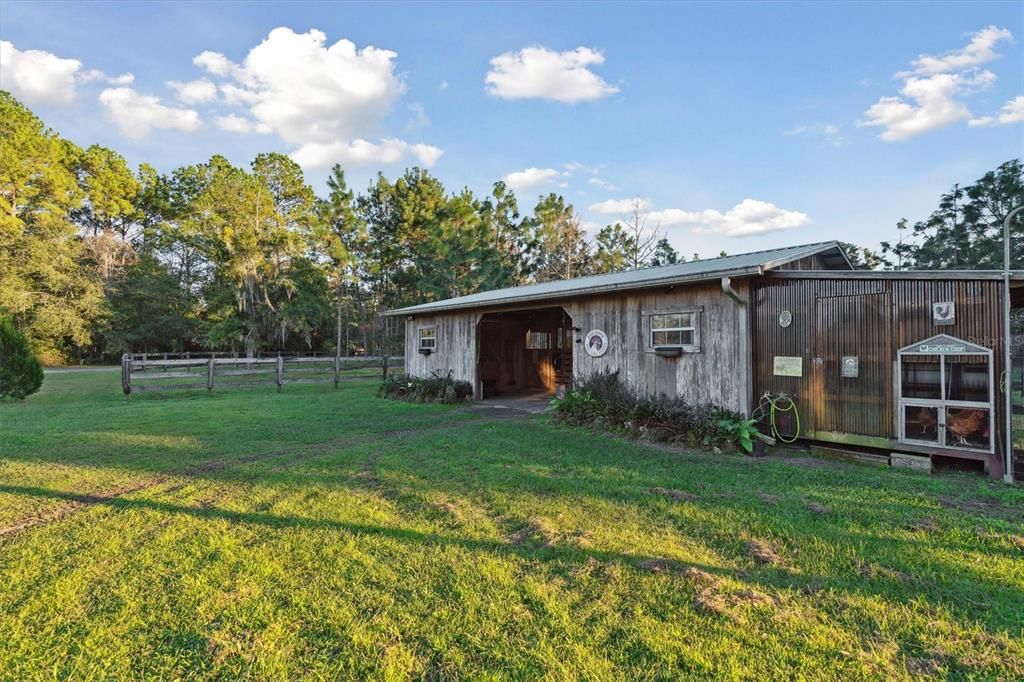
<box><xmin>382</xmin><ymin>354</ymin><xmax>389</xmax><ymax>380</ymax></box>
<box><xmin>277</xmin><ymin>355</ymin><xmax>284</xmax><ymax>392</ymax></box>
<box><xmin>207</xmin><ymin>357</ymin><xmax>215</xmax><ymax>393</ymax></box>
<box><xmin>334</xmin><ymin>355</ymin><xmax>340</xmax><ymax>389</ymax></box>
<box><xmin>122</xmin><ymin>356</ymin><xmax>131</xmax><ymax>395</ymax></box>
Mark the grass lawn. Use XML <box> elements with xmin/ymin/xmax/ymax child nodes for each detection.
<box><xmin>1</xmin><ymin>371</ymin><xmax>1023</xmax><ymax>680</ymax></box>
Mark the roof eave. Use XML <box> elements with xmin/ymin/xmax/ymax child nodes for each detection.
<box><xmin>382</xmin><ymin>265</ymin><xmax>765</xmax><ymax>317</ymax></box>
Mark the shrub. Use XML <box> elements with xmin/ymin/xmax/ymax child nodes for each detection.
<box><xmin>552</xmin><ymin>369</ymin><xmax>759</xmax><ymax>454</ymax></box>
<box><xmin>0</xmin><ymin>317</ymin><xmax>44</xmax><ymax>400</ymax></box>
<box><xmin>379</xmin><ymin>370</ymin><xmax>472</xmax><ymax>404</ymax></box>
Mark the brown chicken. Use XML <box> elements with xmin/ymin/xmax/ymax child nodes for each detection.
<box><xmin>946</xmin><ymin>409</ymin><xmax>986</xmax><ymax>445</ymax></box>
<box><xmin>916</xmin><ymin>407</ymin><xmax>937</xmax><ymax>435</ymax></box>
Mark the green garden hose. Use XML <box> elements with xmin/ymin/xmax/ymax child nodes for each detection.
<box><xmin>756</xmin><ymin>392</ymin><xmax>801</xmax><ymax>444</ymax></box>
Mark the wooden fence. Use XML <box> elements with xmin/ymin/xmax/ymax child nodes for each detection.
<box><xmin>121</xmin><ymin>354</ymin><xmax>404</xmax><ymax>395</ymax></box>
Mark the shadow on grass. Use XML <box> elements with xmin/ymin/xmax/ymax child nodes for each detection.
<box><xmin>3</xmin><ymin>481</ymin><xmax>1022</xmax><ymax>636</ymax></box>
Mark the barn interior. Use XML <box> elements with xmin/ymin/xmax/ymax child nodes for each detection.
<box><xmin>477</xmin><ymin>307</ymin><xmax>573</xmax><ymax>399</ymax></box>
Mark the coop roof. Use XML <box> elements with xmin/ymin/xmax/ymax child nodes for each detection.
<box><xmin>384</xmin><ymin>240</ymin><xmax>850</xmax><ymax>316</ymax></box>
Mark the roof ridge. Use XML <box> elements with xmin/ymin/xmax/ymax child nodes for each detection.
<box><xmin>387</xmin><ymin>240</ymin><xmax>844</xmax><ymax>316</ymax></box>
<box><xmin>519</xmin><ymin>240</ymin><xmax>839</xmax><ymax>287</ymax></box>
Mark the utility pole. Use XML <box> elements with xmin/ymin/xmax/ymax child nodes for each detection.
<box><xmin>1003</xmin><ymin>205</ymin><xmax>1023</xmax><ymax>484</ymax></box>
<box><xmin>952</xmin><ymin>183</ymin><xmax>959</xmax><ymax>268</ymax></box>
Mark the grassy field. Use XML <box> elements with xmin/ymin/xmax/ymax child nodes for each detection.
<box><xmin>1</xmin><ymin>371</ymin><xmax>1023</xmax><ymax>680</ymax></box>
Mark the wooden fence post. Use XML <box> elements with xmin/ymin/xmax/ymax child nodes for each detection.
<box><xmin>334</xmin><ymin>355</ymin><xmax>340</xmax><ymax>389</ymax></box>
<box><xmin>207</xmin><ymin>357</ymin><xmax>215</xmax><ymax>393</ymax></box>
<box><xmin>382</xmin><ymin>354</ymin><xmax>389</xmax><ymax>380</ymax></box>
<box><xmin>122</xmin><ymin>356</ymin><xmax>131</xmax><ymax>395</ymax></box>
<box><xmin>277</xmin><ymin>356</ymin><xmax>284</xmax><ymax>392</ymax></box>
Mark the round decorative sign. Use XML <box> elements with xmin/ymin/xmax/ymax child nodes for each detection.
<box><xmin>778</xmin><ymin>310</ymin><xmax>793</xmax><ymax>328</ymax></box>
<box><xmin>584</xmin><ymin>329</ymin><xmax>609</xmax><ymax>357</ymax></box>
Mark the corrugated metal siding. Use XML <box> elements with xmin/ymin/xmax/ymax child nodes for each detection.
<box><xmin>814</xmin><ymin>292</ymin><xmax>892</xmax><ymax>436</ymax></box>
<box><xmin>752</xmin><ymin>277</ymin><xmax>1006</xmax><ymax>446</ymax></box>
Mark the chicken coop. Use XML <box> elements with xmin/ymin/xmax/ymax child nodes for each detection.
<box><xmin>751</xmin><ymin>270</ymin><xmax>1023</xmax><ymax>478</ymax></box>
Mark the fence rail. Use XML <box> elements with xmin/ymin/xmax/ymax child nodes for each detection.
<box><xmin>121</xmin><ymin>354</ymin><xmax>403</xmax><ymax>395</ymax></box>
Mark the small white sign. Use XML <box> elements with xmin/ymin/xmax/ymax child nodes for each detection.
<box><xmin>773</xmin><ymin>356</ymin><xmax>803</xmax><ymax>377</ymax></box>
<box><xmin>584</xmin><ymin>329</ymin><xmax>608</xmax><ymax>357</ymax></box>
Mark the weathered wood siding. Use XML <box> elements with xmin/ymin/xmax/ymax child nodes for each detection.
<box><xmin>403</xmin><ymin>280</ymin><xmax>753</xmax><ymax>413</ymax></box>
<box><xmin>566</xmin><ymin>280</ymin><xmax>753</xmax><ymax>414</ymax></box>
<box><xmin>404</xmin><ymin>312</ymin><xmax>478</xmax><ymax>391</ymax></box>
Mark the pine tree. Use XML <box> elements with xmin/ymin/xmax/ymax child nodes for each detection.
<box><xmin>0</xmin><ymin>316</ymin><xmax>44</xmax><ymax>399</ymax></box>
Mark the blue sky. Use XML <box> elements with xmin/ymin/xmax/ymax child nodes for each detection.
<box><xmin>1</xmin><ymin>1</ymin><xmax>1021</xmax><ymax>258</ymax></box>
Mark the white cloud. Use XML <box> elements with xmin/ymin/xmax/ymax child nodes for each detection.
<box><xmin>503</xmin><ymin>167</ymin><xmax>560</xmax><ymax>191</ymax></box>
<box><xmin>859</xmin><ymin>70</ymin><xmax>994</xmax><ymax>141</ymax></box>
<box><xmin>0</xmin><ymin>40</ymin><xmax>81</xmax><ymax>105</ymax></box>
<box><xmin>189</xmin><ymin>27</ymin><xmax>439</xmax><ymax>169</ymax></box>
<box><xmin>215</xmin><ymin>114</ymin><xmax>271</xmax><ymax>134</ymax></box>
<box><xmin>193</xmin><ymin>50</ymin><xmax>236</xmax><ymax>77</ymax></box>
<box><xmin>439</xmin><ymin>80</ymin><xmax>449</xmax><ymax>90</ymax></box>
<box><xmin>219</xmin><ymin>83</ymin><xmax>260</xmax><ymax>105</ymax></box>
<box><xmin>406</xmin><ymin>102</ymin><xmax>430</xmax><ymax>130</ymax></box>
<box><xmin>860</xmin><ymin>26</ymin><xmax>1012</xmax><ymax>141</ymax></box>
<box><xmin>98</xmin><ymin>87</ymin><xmax>202</xmax><ymax>139</ymax></box>
<box><xmin>998</xmin><ymin>95</ymin><xmax>1024</xmax><ymax>124</ymax></box>
<box><xmin>589</xmin><ymin>198</ymin><xmax>649</xmax><ymax>214</ymax></box>
<box><xmin>503</xmin><ymin>166</ymin><xmax>561</xmax><ymax>191</ymax></box>
<box><xmin>972</xmin><ymin>96</ymin><xmax>1024</xmax><ymax>127</ymax></box>
<box><xmin>167</xmin><ymin>78</ymin><xmax>218</xmax><ymax>104</ymax></box>
<box><xmin>647</xmin><ymin>199</ymin><xmax>810</xmax><ymax>237</ymax></box>
<box><xmin>899</xmin><ymin>26</ymin><xmax>1013</xmax><ymax>77</ymax></box>
<box><xmin>80</xmin><ymin>69</ymin><xmax>134</xmax><ymax>85</ymax></box>
<box><xmin>485</xmin><ymin>46</ymin><xmax>618</xmax><ymax>103</ymax></box>
<box><xmin>193</xmin><ymin>27</ymin><xmax>405</xmax><ymax>145</ymax></box>
<box><xmin>290</xmin><ymin>138</ymin><xmax>442</xmax><ymax>169</ymax></box>
<box><xmin>588</xmin><ymin>177</ymin><xmax>616</xmax><ymax>191</ymax></box>
<box><xmin>783</xmin><ymin>122</ymin><xmax>846</xmax><ymax>147</ymax></box>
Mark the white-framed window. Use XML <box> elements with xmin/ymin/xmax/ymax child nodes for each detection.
<box><xmin>419</xmin><ymin>327</ymin><xmax>436</xmax><ymax>351</ymax></box>
<box><xmin>649</xmin><ymin>311</ymin><xmax>701</xmax><ymax>351</ymax></box>
<box><xmin>526</xmin><ymin>330</ymin><xmax>551</xmax><ymax>350</ymax></box>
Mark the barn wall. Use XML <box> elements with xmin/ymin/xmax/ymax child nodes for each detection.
<box><xmin>751</xmin><ymin>276</ymin><xmax>1006</xmax><ymax>446</ymax></box>
<box><xmin>404</xmin><ymin>312</ymin><xmax>479</xmax><ymax>391</ymax></box>
<box><xmin>402</xmin><ymin>280</ymin><xmax>754</xmax><ymax>413</ymax></box>
<box><xmin>566</xmin><ymin>280</ymin><xmax>753</xmax><ymax>414</ymax></box>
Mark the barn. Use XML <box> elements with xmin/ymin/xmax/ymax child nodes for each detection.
<box><xmin>383</xmin><ymin>241</ymin><xmax>1024</xmax><ymax>478</ymax></box>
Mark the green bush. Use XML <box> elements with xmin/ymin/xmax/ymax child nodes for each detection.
<box><xmin>0</xmin><ymin>317</ymin><xmax>44</xmax><ymax>400</ymax></box>
<box><xmin>552</xmin><ymin>369</ymin><xmax>759</xmax><ymax>453</ymax></box>
<box><xmin>379</xmin><ymin>370</ymin><xmax>473</xmax><ymax>404</ymax></box>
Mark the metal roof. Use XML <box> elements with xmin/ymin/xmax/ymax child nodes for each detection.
<box><xmin>384</xmin><ymin>240</ymin><xmax>848</xmax><ymax>317</ymax></box>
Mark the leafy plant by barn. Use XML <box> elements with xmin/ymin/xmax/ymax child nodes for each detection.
<box><xmin>0</xmin><ymin>316</ymin><xmax>44</xmax><ymax>400</ymax></box>
<box><xmin>553</xmin><ymin>369</ymin><xmax>759</xmax><ymax>453</ymax></box>
<box><xmin>379</xmin><ymin>370</ymin><xmax>473</xmax><ymax>404</ymax></box>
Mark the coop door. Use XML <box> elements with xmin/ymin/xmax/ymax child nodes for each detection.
<box><xmin>813</xmin><ymin>293</ymin><xmax>892</xmax><ymax>437</ymax></box>
<box><xmin>897</xmin><ymin>335</ymin><xmax>994</xmax><ymax>453</ymax></box>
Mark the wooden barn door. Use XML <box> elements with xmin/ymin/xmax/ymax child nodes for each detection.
<box><xmin>813</xmin><ymin>293</ymin><xmax>892</xmax><ymax>438</ymax></box>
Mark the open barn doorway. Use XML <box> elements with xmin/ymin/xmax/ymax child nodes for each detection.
<box><xmin>477</xmin><ymin>307</ymin><xmax>573</xmax><ymax>401</ymax></box>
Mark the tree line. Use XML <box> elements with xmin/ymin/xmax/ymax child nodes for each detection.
<box><xmin>1</xmin><ymin>93</ymin><xmax>683</xmax><ymax>363</ymax></box>
<box><xmin>2</xmin><ymin>91</ymin><xmax>1021</xmax><ymax>363</ymax></box>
